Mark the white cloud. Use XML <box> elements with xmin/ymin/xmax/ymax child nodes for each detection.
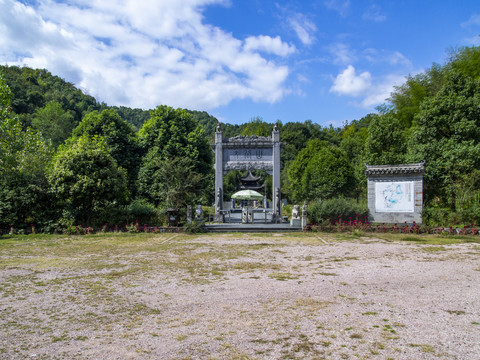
<box><xmin>330</xmin><ymin>66</ymin><xmax>405</xmax><ymax>108</ymax></box>
<box><xmin>324</xmin><ymin>0</ymin><xmax>350</xmax><ymax>17</ymax></box>
<box><xmin>461</xmin><ymin>14</ymin><xmax>480</xmax><ymax>27</ymax></box>
<box><xmin>464</xmin><ymin>35</ymin><xmax>480</xmax><ymax>45</ymax></box>
<box><xmin>0</xmin><ymin>0</ymin><xmax>293</xmax><ymax>110</ymax></box>
<box><xmin>363</xmin><ymin>48</ymin><xmax>412</xmax><ymax>67</ymax></box>
<box><xmin>328</xmin><ymin>43</ymin><xmax>356</xmax><ymax>65</ymax></box>
<box><xmin>360</xmin><ymin>74</ymin><xmax>404</xmax><ymax>107</ymax></box>
<box><xmin>244</xmin><ymin>35</ymin><xmax>296</xmax><ymax>56</ymax></box>
<box><xmin>362</xmin><ymin>4</ymin><xmax>386</xmax><ymax>22</ymax></box>
<box><xmin>288</xmin><ymin>13</ymin><xmax>317</xmax><ymax>46</ymax></box>
<box><xmin>330</xmin><ymin>65</ymin><xmax>371</xmax><ymax>96</ymax></box>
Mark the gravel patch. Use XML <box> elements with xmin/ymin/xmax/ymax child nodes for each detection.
<box><xmin>0</xmin><ymin>234</ymin><xmax>479</xmax><ymax>359</ymax></box>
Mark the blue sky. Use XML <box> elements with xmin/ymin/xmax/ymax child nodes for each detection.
<box><xmin>1</xmin><ymin>0</ymin><xmax>480</xmax><ymax>126</ymax></box>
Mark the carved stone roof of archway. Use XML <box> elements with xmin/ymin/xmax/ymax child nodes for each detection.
<box><xmin>226</xmin><ymin>135</ymin><xmax>272</xmax><ymax>143</ymax></box>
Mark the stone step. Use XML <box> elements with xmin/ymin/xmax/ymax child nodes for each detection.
<box><xmin>205</xmin><ymin>223</ymin><xmax>302</xmax><ymax>233</ymax></box>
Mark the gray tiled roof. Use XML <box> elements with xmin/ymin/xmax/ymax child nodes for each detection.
<box><xmin>365</xmin><ymin>162</ymin><xmax>425</xmax><ymax>176</ymax></box>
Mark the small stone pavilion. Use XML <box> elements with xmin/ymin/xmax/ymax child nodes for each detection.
<box><xmin>365</xmin><ymin>162</ymin><xmax>425</xmax><ymax>224</ymax></box>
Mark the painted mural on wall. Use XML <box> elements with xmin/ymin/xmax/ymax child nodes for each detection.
<box><xmin>375</xmin><ymin>181</ymin><xmax>414</xmax><ymax>213</ymax></box>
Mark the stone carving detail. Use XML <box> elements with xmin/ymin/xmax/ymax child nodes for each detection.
<box><xmin>224</xmin><ymin>161</ymin><xmax>273</xmax><ymax>172</ymax></box>
<box><xmin>227</xmin><ymin>135</ymin><xmax>271</xmax><ymax>143</ymax></box>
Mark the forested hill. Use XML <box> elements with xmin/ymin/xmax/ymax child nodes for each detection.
<box><xmin>1</xmin><ymin>66</ymin><xmax>101</xmax><ymax>128</ymax></box>
<box><xmin>0</xmin><ymin>65</ymin><xmax>230</xmax><ymax>138</ymax></box>
<box><xmin>0</xmin><ymin>66</ymin><xmax>152</xmax><ymax>130</ymax></box>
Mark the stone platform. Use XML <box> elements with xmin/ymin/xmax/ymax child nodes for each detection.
<box><xmin>204</xmin><ymin>223</ymin><xmax>302</xmax><ymax>233</ymax></box>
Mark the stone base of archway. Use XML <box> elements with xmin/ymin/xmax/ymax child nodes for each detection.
<box><xmin>205</xmin><ymin>223</ymin><xmax>302</xmax><ymax>233</ymax></box>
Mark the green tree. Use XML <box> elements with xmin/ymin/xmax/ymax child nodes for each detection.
<box><xmin>32</xmin><ymin>101</ymin><xmax>76</xmax><ymax>148</ymax></box>
<box><xmin>340</xmin><ymin>121</ymin><xmax>369</xmax><ymax>201</ymax></box>
<box><xmin>137</xmin><ymin>155</ymin><xmax>204</xmax><ymax>209</ymax></box>
<box><xmin>0</xmin><ymin>74</ymin><xmax>55</xmax><ymax>230</ymax></box>
<box><xmin>137</xmin><ymin>106</ymin><xmax>213</xmax><ymax>207</ymax></box>
<box><xmin>448</xmin><ymin>45</ymin><xmax>480</xmax><ymax>79</ymax></box>
<box><xmin>389</xmin><ymin>64</ymin><xmax>445</xmax><ymax>128</ymax></box>
<box><xmin>111</xmin><ymin>106</ymin><xmax>151</xmax><ymax>130</ymax></box>
<box><xmin>73</xmin><ymin>109</ymin><xmax>140</xmax><ymax>189</ymax></box>
<box><xmin>408</xmin><ymin>71</ymin><xmax>480</xmax><ymax>210</ymax></box>
<box><xmin>48</xmin><ymin>135</ymin><xmax>128</xmax><ymax>226</ymax></box>
<box><xmin>288</xmin><ymin>139</ymin><xmax>355</xmax><ymax>202</ymax></box>
<box><xmin>364</xmin><ymin>113</ymin><xmax>407</xmax><ymax>165</ymax></box>
<box><xmin>240</xmin><ymin>117</ymin><xmax>272</xmax><ymax>137</ymax></box>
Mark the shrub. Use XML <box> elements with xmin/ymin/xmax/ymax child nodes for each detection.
<box><xmin>309</xmin><ymin>197</ymin><xmax>368</xmax><ymax>224</ymax></box>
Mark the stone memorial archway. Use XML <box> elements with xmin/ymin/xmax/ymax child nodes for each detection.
<box><xmin>212</xmin><ymin>123</ymin><xmax>282</xmax><ymax>222</ymax></box>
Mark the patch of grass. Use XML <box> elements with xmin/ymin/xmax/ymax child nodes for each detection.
<box><xmin>383</xmin><ymin>324</ymin><xmax>396</xmax><ymax>334</ymax></box>
<box><xmin>409</xmin><ymin>343</ymin><xmax>436</xmax><ymax>353</ymax></box>
<box><xmin>268</xmin><ymin>272</ymin><xmax>298</xmax><ymax>281</ymax></box>
<box><xmin>51</xmin><ymin>334</ymin><xmax>69</xmax><ymax>342</ymax></box>
<box><xmin>400</xmin><ymin>236</ymin><xmax>424</xmax><ymax>242</ymax></box>
<box><xmin>233</xmin><ymin>261</ymin><xmax>274</xmax><ymax>272</ymax></box>
<box><xmin>361</xmin><ymin>311</ymin><xmax>377</xmax><ymax>316</ymax></box>
<box><xmin>295</xmin><ymin>298</ymin><xmax>331</xmax><ymax>311</ymax></box>
<box><xmin>372</xmin><ymin>233</ymin><xmax>480</xmax><ymax>245</ymax></box>
<box><xmin>423</xmin><ymin>246</ymin><xmax>447</xmax><ymax>252</ymax></box>
<box><xmin>251</xmin><ymin>338</ymin><xmax>268</xmax><ymax>344</ymax></box>
<box><xmin>445</xmin><ymin>310</ymin><xmax>466</xmax><ymax>315</ymax></box>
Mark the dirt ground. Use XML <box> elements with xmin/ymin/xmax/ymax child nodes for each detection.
<box><xmin>0</xmin><ymin>233</ymin><xmax>479</xmax><ymax>359</ymax></box>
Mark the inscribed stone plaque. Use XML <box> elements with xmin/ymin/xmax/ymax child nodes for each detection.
<box><xmin>375</xmin><ymin>181</ymin><xmax>414</xmax><ymax>213</ymax></box>
<box><xmin>223</xmin><ymin>148</ymin><xmax>274</xmax><ymax>172</ymax></box>
<box><xmin>224</xmin><ymin>148</ymin><xmax>273</xmax><ymax>163</ymax></box>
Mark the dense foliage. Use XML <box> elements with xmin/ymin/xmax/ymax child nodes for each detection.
<box><xmin>137</xmin><ymin>106</ymin><xmax>213</xmax><ymax>208</ymax></box>
<box><xmin>48</xmin><ymin>136</ymin><xmax>129</xmax><ymax>226</ymax></box>
<box><xmin>2</xmin><ymin>45</ymin><xmax>480</xmax><ymax>230</ymax></box>
<box><xmin>73</xmin><ymin>109</ymin><xmax>140</xmax><ymax>190</ymax></box>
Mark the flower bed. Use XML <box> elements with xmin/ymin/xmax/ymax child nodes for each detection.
<box><xmin>305</xmin><ymin>217</ymin><xmax>480</xmax><ymax>235</ymax></box>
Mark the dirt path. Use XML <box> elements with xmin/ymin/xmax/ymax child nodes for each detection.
<box><xmin>0</xmin><ymin>234</ymin><xmax>479</xmax><ymax>359</ymax></box>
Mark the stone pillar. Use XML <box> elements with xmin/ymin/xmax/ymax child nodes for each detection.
<box><xmin>272</xmin><ymin>124</ymin><xmax>281</xmax><ymax>218</ymax></box>
<box><xmin>187</xmin><ymin>205</ymin><xmax>193</xmax><ymax>224</ymax></box>
<box><xmin>214</xmin><ymin>123</ymin><xmax>223</xmax><ymax>220</ymax></box>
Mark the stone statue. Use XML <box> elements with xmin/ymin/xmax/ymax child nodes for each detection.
<box><xmin>195</xmin><ymin>205</ymin><xmax>204</xmax><ymax>220</ymax></box>
<box><xmin>292</xmin><ymin>205</ymin><xmax>300</xmax><ymax>219</ymax></box>
<box><xmin>216</xmin><ymin>122</ymin><xmax>221</xmax><ymax>133</ymax></box>
<box><xmin>275</xmin><ymin>187</ymin><xmax>280</xmax><ymax>215</ymax></box>
<box><xmin>242</xmin><ymin>207</ymin><xmax>248</xmax><ymax>224</ymax></box>
<box><xmin>302</xmin><ymin>201</ymin><xmax>308</xmax><ymax>228</ymax></box>
<box><xmin>215</xmin><ymin>187</ymin><xmax>222</xmax><ymax>213</ymax></box>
